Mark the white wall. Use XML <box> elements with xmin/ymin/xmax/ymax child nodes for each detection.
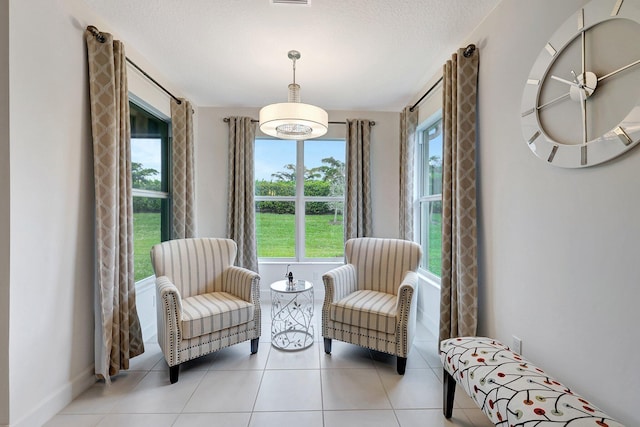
<box><xmin>5</xmin><ymin>0</ymin><xmax>184</xmax><ymax>425</ymax></box>
<box><xmin>195</xmin><ymin>107</ymin><xmax>401</xmax><ymax>289</ymax></box>
<box><xmin>8</xmin><ymin>1</ymin><xmax>96</xmax><ymax>425</ymax></box>
<box><xmin>0</xmin><ymin>2</ymin><xmax>10</xmax><ymax>424</ymax></box>
<box><xmin>468</xmin><ymin>1</ymin><xmax>639</xmax><ymax>424</ymax></box>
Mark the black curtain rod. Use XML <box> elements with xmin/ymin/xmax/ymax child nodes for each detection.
<box><xmin>223</xmin><ymin>118</ymin><xmax>376</xmax><ymax>126</ymax></box>
<box><xmin>409</xmin><ymin>43</ymin><xmax>476</xmax><ymax>112</ymax></box>
<box><xmin>86</xmin><ymin>25</ymin><xmax>183</xmax><ymax>106</ymax></box>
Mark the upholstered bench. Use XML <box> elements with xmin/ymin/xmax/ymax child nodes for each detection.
<box><xmin>440</xmin><ymin>337</ymin><xmax>624</xmax><ymax>426</ymax></box>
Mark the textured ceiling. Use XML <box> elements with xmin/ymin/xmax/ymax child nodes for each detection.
<box><xmin>82</xmin><ymin>0</ymin><xmax>501</xmax><ymax>111</ymax></box>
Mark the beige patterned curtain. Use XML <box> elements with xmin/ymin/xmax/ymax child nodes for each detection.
<box><xmin>399</xmin><ymin>106</ymin><xmax>418</xmax><ymax>241</ymax></box>
<box><xmin>439</xmin><ymin>46</ymin><xmax>479</xmax><ymax>341</ymax></box>
<box><xmin>227</xmin><ymin>117</ymin><xmax>258</xmax><ymax>272</ymax></box>
<box><xmin>85</xmin><ymin>27</ymin><xmax>144</xmax><ymax>381</ymax></box>
<box><xmin>345</xmin><ymin>119</ymin><xmax>373</xmax><ymax>240</ymax></box>
<box><xmin>171</xmin><ymin>98</ymin><xmax>195</xmax><ymax>239</ymax></box>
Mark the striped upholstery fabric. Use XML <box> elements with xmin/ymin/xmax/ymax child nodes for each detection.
<box><xmin>331</xmin><ymin>290</ymin><xmax>397</xmax><ymax>334</ymax></box>
<box><xmin>150</xmin><ymin>238</ymin><xmax>260</xmax><ymax>368</ymax></box>
<box><xmin>151</xmin><ymin>238</ymin><xmax>237</xmax><ymax>298</ymax></box>
<box><xmin>346</xmin><ymin>237</ymin><xmax>421</xmax><ymax>295</ymax></box>
<box><xmin>181</xmin><ymin>292</ymin><xmax>254</xmax><ymax>339</ymax></box>
<box><xmin>322</xmin><ymin>238</ymin><xmax>421</xmax><ymax>358</ymax></box>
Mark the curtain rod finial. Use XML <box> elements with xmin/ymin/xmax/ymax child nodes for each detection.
<box><xmin>463</xmin><ymin>44</ymin><xmax>476</xmax><ymax>58</ymax></box>
<box><xmin>87</xmin><ymin>25</ymin><xmax>106</xmax><ymax>43</ymax></box>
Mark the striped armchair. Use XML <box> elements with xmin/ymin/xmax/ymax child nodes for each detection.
<box><xmin>150</xmin><ymin>238</ymin><xmax>260</xmax><ymax>383</ymax></box>
<box><xmin>322</xmin><ymin>237</ymin><xmax>422</xmax><ymax>374</ymax></box>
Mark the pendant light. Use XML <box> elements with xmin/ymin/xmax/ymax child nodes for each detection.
<box><xmin>259</xmin><ymin>50</ymin><xmax>328</xmax><ymax>139</ymax></box>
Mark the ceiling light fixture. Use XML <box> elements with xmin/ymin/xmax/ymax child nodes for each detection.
<box><xmin>259</xmin><ymin>50</ymin><xmax>328</xmax><ymax>140</ymax></box>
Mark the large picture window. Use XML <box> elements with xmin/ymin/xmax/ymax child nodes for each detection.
<box><xmin>255</xmin><ymin>138</ymin><xmax>345</xmax><ymax>261</ymax></box>
<box><xmin>130</xmin><ymin>101</ymin><xmax>170</xmax><ymax>282</ymax></box>
<box><xmin>417</xmin><ymin>116</ymin><xmax>443</xmax><ymax>277</ymax></box>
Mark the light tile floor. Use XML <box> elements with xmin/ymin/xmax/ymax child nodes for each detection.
<box><xmin>44</xmin><ymin>291</ymin><xmax>493</xmax><ymax>427</ymax></box>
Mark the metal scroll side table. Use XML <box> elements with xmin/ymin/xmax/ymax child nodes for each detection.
<box><xmin>270</xmin><ymin>279</ymin><xmax>314</xmax><ymax>351</ymax></box>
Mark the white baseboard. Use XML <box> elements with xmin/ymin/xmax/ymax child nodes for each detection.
<box><xmin>12</xmin><ymin>365</ymin><xmax>95</xmax><ymax>427</ymax></box>
<box><xmin>418</xmin><ymin>305</ymin><xmax>439</xmax><ymax>338</ymax></box>
<box><xmin>417</xmin><ymin>275</ymin><xmax>441</xmax><ymax>339</ymax></box>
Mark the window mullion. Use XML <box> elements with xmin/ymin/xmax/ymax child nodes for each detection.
<box><xmin>296</xmin><ymin>139</ymin><xmax>305</xmax><ymax>261</ymax></box>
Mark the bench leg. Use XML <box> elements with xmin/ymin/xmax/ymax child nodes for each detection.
<box><xmin>250</xmin><ymin>338</ymin><xmax>259</xmax><ymax>354</ymax></box>
<box><xmin>443</xmin><ymin>368</ymin><xmax>456</xmax><ymax>418</ymax></box>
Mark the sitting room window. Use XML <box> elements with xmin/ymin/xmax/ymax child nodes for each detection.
<box><xmin>417</xmin><ymin>115</ymin><xmax>443</xmax><ymax>278</ymax></box>
<box><xmin>255</xmin><ymin>138</ymin><xmax>345</xmax><ymax>261</ymax></box>
<box><xmin>130</xmin><ymin>101</ymin><xmax>170</xmax><ymax>282</ymax></box>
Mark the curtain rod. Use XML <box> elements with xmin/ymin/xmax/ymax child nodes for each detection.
<box><xmin>409</xmin><ymin>43</ymin><xmax>476</xmax><ymax>112</ymax></box>
<box><xmin>86</xmin><ymin>25</ymin><xmax>183</xmax><ymax>106</ymax></box>
<box><xmin>223</xmin><ymin>118</ymin><xmax>376</xmax><ymax>126</ymax></box>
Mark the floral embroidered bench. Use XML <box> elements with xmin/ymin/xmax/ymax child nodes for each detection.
<box><xmin>440</xmin><ymin>337</ymin><xmax>624</xmax><ymax>426</ymax></box>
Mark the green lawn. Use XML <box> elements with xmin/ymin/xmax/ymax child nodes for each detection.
<box><xmin>133</xmin><ymin>212</ymin><xmax>160</xmax><ymax>282</ymax></box>
<box><xmin>133</xmin><ymin>211</ymin><xmax>440</xmax><ymax>280</ymax></box>
<box><xmin>255</xmin><ymin>212</ymin><xmax>344</xmax><ymax>258</ymax></box>
<box><xmin>133</xmin><ymin>211</ymin><xmax>345</xmax><ymax>281</ymax></box>
<box><xmin>428</xmin><ymin>212</ymin><xmax>442</xmax><ymax>276</ymax></box>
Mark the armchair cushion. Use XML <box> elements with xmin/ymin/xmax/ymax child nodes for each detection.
<box><xmin>331</xmin><ymin>290</ymin><xmax>397</xmax><ymax>334</ymax></box>
<box><xmin>181</xmin><ymin>291</ymin><xmax>255</xmax><ymax>339</ymax></box>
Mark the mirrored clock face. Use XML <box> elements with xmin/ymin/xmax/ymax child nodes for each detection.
<box><xmin>521</xmin><ymin>0</ymin><xmax>640</xmax><ymax>168</ymax></box>
<box><xmin>538</xmin><ymin>19</ymin><xmax>640</xmax><ymax>145</ymax></box>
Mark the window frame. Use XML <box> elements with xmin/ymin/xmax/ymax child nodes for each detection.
<box><xmin>255</xmin><ymin>137</ymin><xmax>345</xmax><ymax>262</ymax></box>
<box><xmin>130</xmin><ymin>100</ymin><xmax>171</xmax><ymax>282</ymax></box>
<box><xmin>415</xmin><ymin>111</ymin><xmax>443</xmax><ymax>282</ymax></box>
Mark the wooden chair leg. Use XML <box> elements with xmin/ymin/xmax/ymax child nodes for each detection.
<box><xmin>324</xmin><ymin>338</ymin><xmax>332</xmax><ymax>354</ymax></box>
<box><xmin>250</xmin><ymin>338</ymin><xmax>259</xmax><ymax>354</ymax></box>
<box><xmin>443</xmin><ymin>368</ymin><xmax>456</xmax><ymax>418</ymax></box>
<box><xmin>169</xmin><ymin>364</ymin><xmax>180</xmax><ymax>384</ymax></box>
<box><xmin>397</xmin><ymin>356</ymin><xmax>407</xmax><ymax>375</ymax></box>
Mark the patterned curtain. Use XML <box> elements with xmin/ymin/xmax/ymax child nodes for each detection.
<box><xmin>227</xmin><ymin>117</ymin><xmax>259</xmax><ymax>272</ymax></box>
<box><xmin>85</xmin><ymin>27</ymin><xmax>144</xmax><ymax>381</ymax></box>
<box><xmin>399</xmin><ymin>106</ymin><xmax>418</xmax><ymax>241</ymax></box>
<box><xmin>345</xmin><ymin>119</ymin><xmax>373</xmax><ymax>240</ymax></box>
<box><xmin>171</xmin><ymin>98</ymin><xmax>195</xmax><ymax>239</ymax></box>
<box><xmin>439</xmin><ymin>46</ymin><xmax>480</xmax><ymax>342</ymax></box>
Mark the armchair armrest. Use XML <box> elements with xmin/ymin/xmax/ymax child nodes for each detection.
<box><xmin>396</xmin><ymin>270</ymin><xmax>419</xmax><ymax>356</ymax></box>
<box><xmin>322</xmin><ymin>264</ymin><xmax>357</xmax><ymax>305</ymax></box>
<box><xmin>396</xmin><ymin>270</ymin><xmax>418</xmax><ymax>315</ymax></box>
<box><xmin>223</xmin><ymin>266</ymin><xmax>260</xmax><ymax>305</ymax></box>
<box><xmin>156</xmin><ymin>276</ymin><xmax>182</xmax><ymax>366</ymax></box>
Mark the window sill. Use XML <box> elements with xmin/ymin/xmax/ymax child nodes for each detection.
<box><xmin>258</xmin><ymin>260</ymin><xmax>343</xmax><ymax>266</ymax></box>
<box><xmin>417</xmin><ymin>269</ymin><xmax>441</xmax><ymax>290</ymax></box>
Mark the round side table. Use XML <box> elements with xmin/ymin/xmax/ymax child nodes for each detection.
<box><xmin>270</xmin><ymin>279</ymin><xmax>314</xmax><ymax>351</ymax></box>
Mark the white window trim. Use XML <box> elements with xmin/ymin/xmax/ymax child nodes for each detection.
<box><xmin>415</xmin><ymin>111</ymin><xmax>443</xmax><ymax>282</ymax></box>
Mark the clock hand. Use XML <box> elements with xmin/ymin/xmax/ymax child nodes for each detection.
<box><xmin>537</xmin><ymin>92</ymin><xmax>570</xmax><ymax>110</ymax></box>
<box><xmin>581</xmin><ymin>29</ymin><xmax>586</xmax><ymax>78</ymax></box>
<box><xmin>551</xmin><ymin>75</ymin><xmax>578</xmax><ymax>86</ymax></box>
<box><xmin>599</xmin><ymin>58</ymin><xmax>640</xmax><ymax>82</ymax></box>
<box><xmin>551</xmin><ymin>74</ymin><xmax>595</xmax><ymax>91</ymax></box>
<box><xmin>579</xmin><ymin>87</ymin><xmax>587</xmax><ymax>144</ymax></box>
